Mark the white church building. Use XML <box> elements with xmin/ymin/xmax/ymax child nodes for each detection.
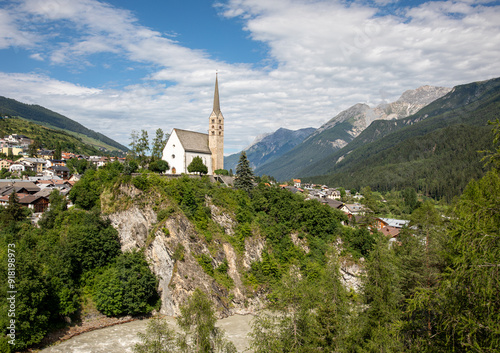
<box><xmin>162</xmin><ymin>75</ymin><xmax>224</xmax><ymax>175</ymax></box>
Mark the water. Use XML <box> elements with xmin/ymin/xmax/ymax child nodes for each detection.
<box><xmin>40</xmin><ymin>314</ymin><xmax>253</xmax><ymax>353</ymax></box>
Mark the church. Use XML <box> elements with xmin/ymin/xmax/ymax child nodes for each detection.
<box><xmin>161</xmin><ymin>75</ymin><xmax>224</xmax><ymax>175</ymax></box>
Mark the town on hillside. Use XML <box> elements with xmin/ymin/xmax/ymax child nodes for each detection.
<box><xmin>280</xmin><ymin>178</ymin><xmax>410</xmax><ymax>243</ymax></box>
<box><xmin>0</xmin><ymin>132</ymin><xmax>126</xmax><ymax>220</ymax></box>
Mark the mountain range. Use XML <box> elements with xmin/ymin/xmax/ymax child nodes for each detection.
<box><xmin>249</xmin><ymin>85</ymin><xmax>451</xmax><ymax>180</ymax></box>
<box><xmin>302</xmin><ymin>77</ymin><xmax>500</xmax><ymax>200</ymax></box>
<box><xmin>227</xmin><ymin>77</ymin><xmax>500</xmax><ymax>200</ymax></box>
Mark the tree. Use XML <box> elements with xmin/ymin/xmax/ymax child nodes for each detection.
<box><xmin>346</xmin><ymin>235</ymin><xmax>403</xmax><ymax>352</ymax></box>
<box><xmin>214</xmin><ymin>169</ymin><xmax>229</xmax><ymax>176</ymax></box>
<box><xmin>151</xmin><ymin>128</ymin><xmax>167</xmax><ymax>161</ymax></box>
<box><xmin>93</xmin><ymin>251</ymin><xmax>158</xmax><ymax>316</ymax></box>
<box><xmin>234</xmin><ymin>152</ymin><xmax>254</xmax><ymax>193</ymax></box>
<box><xmin>409</xmin><ymin>170</ymin><xmax>500</xmax><ymax>352</ymax></box>
<box><xmin>149</xmin><ymin>160</ymin><xmax>169</xmax><ymax>173</ymax></box>
<box><xmin>177</xmin><ymin>288</ymin><xmax>236</xmax><ymax>352</ymax></box>
<box><xmin>134</xmin><ymin>316</ymin><xmax>178</xmax><ymax>353</ymax></box>
<box><xmin>129</xmin><ymin>130</ymin><xmax>139</xmax><ymax>159</ymax></box>
<box><xmin>187</xmin><ymin>156</ymin><xmax>208</xmax><ymax>176</ymax></box>
<box><xmin>54</xmin><ymin>142</ymin><xmax>62</xmax><ymax>160</ymax></box>
<box><xmin>1</xmin><ymin>191</ymin><xmax>25</xmax><ymax>224</ymax></box>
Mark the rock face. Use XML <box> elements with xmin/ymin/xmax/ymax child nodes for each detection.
<box><xmin>104</xmin><ymin>185</ymin><xmax>265</xmax><ymax>318</ymax></box>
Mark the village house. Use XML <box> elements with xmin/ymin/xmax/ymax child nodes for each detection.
<box><xmin>37</xmin><ymin>150</ymin><xmax>55</xmax><ymax>160</ymax></box>
<box><xmin>43</xmin><ymin>165</ymin><xmax>71</xmax><ymax>180</ymax></box>
<box><xmin>374</xmin><ymin>217</ymin><xmax>410</xmax><ymax>239</ymax></box>
<box><xmin>0</xmin><ymin>159</ymin><xmax>13</xmax><ymax>169</ymax></box>
<box><xmin>20</xmin><ymin>157</ymin><xmax>47</xmax><ymax>173</ymax></box>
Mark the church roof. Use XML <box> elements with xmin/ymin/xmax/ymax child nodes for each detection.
<box><xmin>174</xmin><ymin>129</ymin><xmax>211</xmax><ymax>154</ymax></box>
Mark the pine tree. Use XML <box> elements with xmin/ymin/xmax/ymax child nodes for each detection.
<box><xmin>234</xmin><ymin>151</ymin><xmax>254</xmax><ymax>193</ymax></box>
<box><xmin>187</xmin><ymin>156</ymin><xmax>208</xmax><ymax>176</ymax></box>
<box><xmin>347</xmin><ymin>235</ymin><xmax>403</xmax><ymax>352</ymax></box>
<box><xmin>151</xmin><ymin>128</ymin><xmax>167</xmax><ymax>161</ymax></box>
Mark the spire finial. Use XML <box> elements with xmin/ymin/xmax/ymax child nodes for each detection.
<box><xmin>213</xmin><ymin>72</ymin><xmax>220</xmax><ymax>114</ymax></box>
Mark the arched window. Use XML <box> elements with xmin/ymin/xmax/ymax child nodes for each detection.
<box><xmin>212</xmin><ymin>131</ymin><xmax>215</xmax><ymax>135</ymax></box>
<box><xmin>172</xmin><ymin>154</ymin><xmax>175</xmax><ymax>159</ymax></box>
<box><xmin>219</xmin><ymin>131</ymin><xmax>221</xmax><ymax>135</ymax></box>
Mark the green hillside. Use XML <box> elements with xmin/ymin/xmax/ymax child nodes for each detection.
<box><xmin>302</xmin><ymin>77</ymin><xmax>500</xmax><ymax>200</ymax></box>
<box><xmin>0</xmin><ymin>117</ymin><xmax>108</xmax><ymax>156</ymax></box>
<box><xmin>0</xmin><ymin>96</ymin><xmax>128</xmax><ymax>152</ymax></box>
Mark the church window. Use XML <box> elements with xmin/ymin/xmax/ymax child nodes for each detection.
<box><xmin>219</xmin><ymin>131</ymin><xmax>221</xmax><ymax>135</ymax></box>
<box><xmin>212</xmin><ymin>119</ymin><xmax>214</xmax><ymax>123</ymax></box>
<box><xmin>212</xmin><ymin>131</ymin><xmax>215</xmax><ymax>135</ymax></box>
<box><xmin>212</xmin><ymin>125</ymin><xmax>214</xmax><ymax>129</ymax></box>
<box><xmin>172</xmin><ymin>154</ymin><xmax>175</xmax><ymax>159</ymax></box>
<box><xmin>219</xmin><ymin>126</ymin><xmax>222</xmax><ymax>129</ymax></box>
<box><xmin>173</xmin><ymin>144</ymin><xmax>175</xmax><ymax>148</ymax></box>
<box><xmin>219</xmin><ymin>119</ymin><xmax>221</xmax><ymax>123</ymax></box>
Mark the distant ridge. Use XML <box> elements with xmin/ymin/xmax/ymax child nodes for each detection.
<box><xmin>224</xmin><ymin>127</ymin><xmax>315</xmax><ymax>172</ymax></box>
<box><xmin>0</xmin><ymin>96</ymin><xmax>128</xmax><ymax>152</ymax></box>
<box><xmin>255</xmin><ymin>85</ymin><xmax>451</xmax><ymax>180</ymax></box>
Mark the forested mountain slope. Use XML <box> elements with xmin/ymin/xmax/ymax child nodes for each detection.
<box><xmin>0</xmin><ymin>96</ymin><xmax>127</xmax><ymax>152</ymax></box>
<box><xmin>302</xmin><ymin>77</ymin><xmax>500</xmax><ymax>200</ymax></box>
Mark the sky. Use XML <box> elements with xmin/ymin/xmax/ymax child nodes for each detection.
<box><xmin>0</xmin><ymin>0</ymin><xmax>499</xmax><ymax>154</ymax></box>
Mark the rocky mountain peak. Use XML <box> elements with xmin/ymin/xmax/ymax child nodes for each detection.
<box><xmin>396</xmin><ymin>85</ymin><xmax>452</xmax><ymax>106</ymax></box>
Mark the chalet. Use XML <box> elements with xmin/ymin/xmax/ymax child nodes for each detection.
<box><xmin>326</xmin><ymin>189</ymin><xmax>342</xmax><ymax>200</ymax></box>
<box><xmin>341</xmin><ymin>203</ymin><xmax>367</xmax><ymax>216</ymax></box>
<box><xmin>0</xmin><ymin>181</ymin><xmax>40</xmax><ymax>195</ymax></box>
<box><xmin>375</xmin><ymin>218</ymin><xmax>410</xmax><ymax>229</ymax></box>
<box><xmin>375</xmin><ymin>217</ymin><xmax>410</xmax><ymax>238</ymax></box>
<box><xmin>18</xmin><ymin>195</ymin><xmax>50</xmax><ymax>213</ymax></box>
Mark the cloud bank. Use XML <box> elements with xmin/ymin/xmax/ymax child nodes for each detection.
<box><xmin>0</xmin><ymin>0</ymin><xmax>499</xmax><ymax>153</ymax></box>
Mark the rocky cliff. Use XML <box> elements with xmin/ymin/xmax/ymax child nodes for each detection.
<box><xmin>103</xmin><ymin>184</ymin><xmax>266</xmax><ymax>318</ymax></box>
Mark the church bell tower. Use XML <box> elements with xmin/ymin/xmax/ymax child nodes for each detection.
<box><xmin>208</xmin><ymin>73</ymin><xmax>224</xmax><ymax>174</ymax></box>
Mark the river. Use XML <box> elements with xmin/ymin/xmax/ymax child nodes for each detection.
<box><xmin>40</xmin><ymin>314</ymin><xmax>254</xmax><ymax>353</ymax></box>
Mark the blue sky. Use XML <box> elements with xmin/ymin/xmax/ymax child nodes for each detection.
<box><xmin>0</xmin><ymin>0</ymin><xmax>499</xmax><ymax>155</ymax></box>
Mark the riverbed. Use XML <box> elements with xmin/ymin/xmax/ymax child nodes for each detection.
<box><xmin>40</xmin><ymin>314</ymin><xmax>254</xmax><ymax>353</ymax></box>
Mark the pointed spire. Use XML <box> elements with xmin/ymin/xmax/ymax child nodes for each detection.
<box><xmin>213</xmin><ymin>72</ymin><xmax>220</xmax><ymax>114</ymax></box>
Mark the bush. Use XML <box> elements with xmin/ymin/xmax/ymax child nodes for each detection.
<box><xmin>93</xmin><ymin>251</ymin><xmax>159</xmax><ymax>316</ymax></box>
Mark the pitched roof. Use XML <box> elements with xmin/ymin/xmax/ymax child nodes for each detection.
<box><xmin>19</xmin><ymin>195</ymin><xmax>49</xmax><ymax>205</ymax></box>
<box><xmin>378</xmin><ymin>218</ymin><xmax>410</xmax><ymax>228</ymax></box>
<box><xmin>380</xmin><ymin>226</ymin><xmax>401</xmax><ymax>238</ymax></box>
<box><xmin>174</xmin><ymin>129</ymin><xmax>211</xmax><ymax>154</ymax></box>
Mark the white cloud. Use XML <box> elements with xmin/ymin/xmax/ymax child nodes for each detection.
<box><xmin>0</xmin><ymin>0</ymin><xmax>499</xmax><ymax>155</ymax></box>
